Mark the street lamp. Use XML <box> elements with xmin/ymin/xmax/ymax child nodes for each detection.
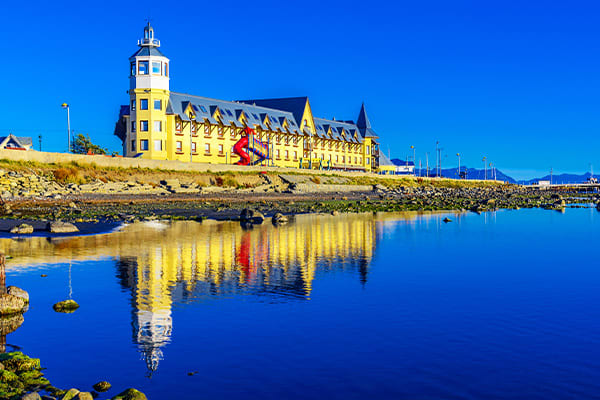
<box><xmin>410</xmin><ymin>145</ymin><xmax>415</xmax><ymax>176</ymax></box>
<box><xmin>482</xmin><ymin>156</ymin><xmax>487</xmax><ymax>180</ymax></box>
<box><xmin>61</xmin><ymin>103</ymin><xmax>71</xmax><ymax>153</ymax></box>
<box><xmin>456</xmin><ymin>153</ymin><xmax>461</xmax><ymax>179</ymax></box>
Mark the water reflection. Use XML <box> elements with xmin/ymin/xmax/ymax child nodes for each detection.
<box><xmin>0</xmin><ymin>212</ymin><xmax>443</xmax><ymax>374</ymax></box>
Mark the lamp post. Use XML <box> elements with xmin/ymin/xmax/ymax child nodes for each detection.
<box><xmin>38</xmin><ymin>134</ymin><xmax>42</xmax><ymax>151</ymax></box>
<box><xmin>425</xmin><ymin>152</ymin><xmax>429</xmax><ymax>177</ymax></box>
<box><xmin>456</xmin><ymin>153</ymin><xmax>461</xmax><ymax>179</ymax></box>
<box><xmin>482</xmin><ymin>156</ymin><xmax>487</xmax><ymax>180</ymax></box>
<box><xmin>61</xmin><ymin>103</ymin><xmax>71</xmax><ymax>153</ymax></box>
<box><xmin>410</xmin><ymin>145</ymin><xmax>415</xmax><ymax>176</ymax></box>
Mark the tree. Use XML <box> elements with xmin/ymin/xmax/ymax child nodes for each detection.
<box><xmin>71</xmin><ymin>133</ymin><xmax>107</xmax><ymax>155</ymax></box>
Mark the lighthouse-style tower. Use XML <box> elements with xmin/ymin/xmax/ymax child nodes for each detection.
<box><xmin>127</xmin><ymin>23</ymin><xmax>170</xmax><ymax>158</ymax></box>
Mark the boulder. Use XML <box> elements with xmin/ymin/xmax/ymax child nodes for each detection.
<box><xmin>272</xmin><ymin>213</ymin><xmax>288</xmax><ymax>225</ymax></box>
<box><xmin>111</xmin><ymin>388</ymin><xmax>147</xmax><ymax>400</ymax></box>
<box><xmin>7</xmin><ymin>286</ymin><xmax>29</xmax><ymax>303</ymax></box>
<box><xmin>0</xmin><ymin>313</ymin><xmax>24</xmax><ymax>336</ymax></box>
<box><xmin>47</xmin><ymin>222</ymin><xmax>79</xmax><ymax>234</ymax></box>
<box><xmin>92</xmin><ymin>381</ymin><xmax>111</xmax><ymax>392</ymax></box>
<box><xmin>10</xmin><ymin>224</ymin><xmax>34</xmax><ymax>234</ymax></box>
<box><xmin>19</xmin><ymin>392</ymin><xmax>42</xmax><ymax>400</ymax></box>
<box><xmin>52</xmin><ymin>300</ymin><xmax>79</xmax><ymax>313</ymax></box>
<box><xmin>60</xmin><ymin>389</ymin><xmax>80</xmax><ymax>400</ymax></box>
<box><xmin>0</xmin><ymin>294</ymin><xmax>26</xmax><ymax>315</ymax></box>
<box><xmin>73</xmin><ymin>393</ymin><xmax>93</xmax><ymax>400</ymax></box>
<box><xmin>240</xmin><ymin>209</ymin><xmax>264</xmax><ymax>224</ymax></box>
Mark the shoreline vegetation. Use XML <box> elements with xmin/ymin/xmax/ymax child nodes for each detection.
<box><xmin>0</xmin><ymin>159</ymin><xmax>598</xmax><ymax>234</ymax></box>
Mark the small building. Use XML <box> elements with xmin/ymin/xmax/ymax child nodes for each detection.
<box><xmin>534</xmin><ymin>180</ymin><xmax>551</xmax><ymax>187</ymax></box>
<box><xmin>0</xmin><ymin>134</ymin><xmax>33</xmax><ymax>151</ymax></box>
<box><xmin>394</xmin><ymin>160</ymin><xmax>415</xmax><ymax>175</ymax></box>
<box><xmin>378</xmin><ymin>153</ymin><xmax>397</xmax><ymax>175</ymax></box>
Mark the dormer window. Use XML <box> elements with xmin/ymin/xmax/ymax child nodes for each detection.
<box><xmin>138</xmin><ymin>61</ymin><xmax>149</xmax><ymax>75</ymax></box>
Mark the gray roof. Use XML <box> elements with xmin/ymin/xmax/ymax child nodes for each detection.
<box><xmin>379</xmin><ymin>152</ymin><xmax>396</xmax><ymax>167</ymax></box>
<box><xmin>0</xmin><ymin>134</ymin><xmax>32</xmax><ymax>147</ymax></box>
<box><xmin>357</xmin><ymin>103</ymin><xmax>378</xmax><ymax>138</ymax></box>
<box><xmin>238</xmin><ymin>97</ymin><xmax>308</xmax><ymax>127</ymax></box>
<box><xmin>167</xmin><ymin>92</ymin><xmax>301</xmax><ymax>134</ymax></box>
<box><xmin>313</xmin><ymin>118</ymin><xmax>364</xmax><ymax>143</ymax></box>
<box><xmin>129</xmin><ymin>46</ymin><xmax>166</xmax><ymax>59</ymax></box>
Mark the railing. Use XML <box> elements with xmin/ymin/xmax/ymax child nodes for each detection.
<box><xmin>138</xmin><ymin>38</ymin><xmax>161</xmax><ymax>46</ymax></box>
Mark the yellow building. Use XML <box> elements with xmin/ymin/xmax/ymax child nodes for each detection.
<box><xmin>114</xmin><ymin>23</ymin><xmax>383</xmax><ymax>172</ymax></box>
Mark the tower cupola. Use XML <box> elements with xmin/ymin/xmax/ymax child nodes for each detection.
<box><xmin>139</xmin><ymin>22</ymin><xmax>160</xmax><ymax>48</ymax></box>
<box><xmin>129</xmin><ymin>23</ymin><xmax>170</xmax><ymax>91</ymax></box>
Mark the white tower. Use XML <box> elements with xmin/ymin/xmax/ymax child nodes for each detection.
<box><xmin>129</xmin><ymin>22</ymin><xmax>170</xmax><ymax>91</ymax></box>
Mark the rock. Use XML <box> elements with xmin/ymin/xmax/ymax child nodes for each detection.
<box><xmin>111</xmin><ymin>388</ymin><xmax>147</xmax><ymax>400</ymax></box>
<box><xmin>272</xmin><ymin>213</ymin><xmax>288</xmax><ymax>225</ymax></box>
<box><xmin>92</xmin><ymin>381</ymin><xmax>111</xmax><ymax>392</ymax></box>
<box><xmin>42</xmin><ymin>396</ymin><xmax>57</xmax><ymax>400</ymax></box>
<box><xmin>443</xmin><ymin>217</ymin><xmax>452</xmax><ymax>223</ymax></box>
<box><xmin>240</xmin><ymin>209</ymin><xmax>264</xmax><ymax>224</ymax></box>
<box><xmin>10</xmin><ymin>224</ymin><xmax>34</xmax><ymax>234</ymax></box>
<box><xmin>0</xmin><ymin>313</ymin><xmax>24</xmax><ymax>336</ymax></box>
<box><xmin>52</xmin><ymin>300</ymin><xmax>79</xmax><ymax>313</ymax></box>
<box><xmin>60</xmin><ymin>389</ymin><xmax>80</xmax><ymax>400</ymax></box>
<box><xmin>7</xmin><ymin>286</ymin><xmax>29</xmax><ymax>303</ymax></box>
<box><xmin>47</xmin><ymin>221</ymin><xmax>79</xmax><ymax>233</ymax></box>
<box><xmin>0</xmin><ymin>352</ymin><xmax>40</xmax><ymax>373</ymax></box>
<box><xmin>20</xmin><ymin>392</ymin><xmax>42</xmax><ymax>400</ymax></box>
<box><xmin>73</xmin><ymin>393</ymin><xmax>93</xmax><ymax>400</ymax></box>
<box><xmin>0</xmin><ymin>293</ymin><xmax>26</xmax><ymax>315</ymax></box>
<box><xmin>331</xmin><ymin>210</ymin><xmax>339</xmax><ymax>216</ymax></box>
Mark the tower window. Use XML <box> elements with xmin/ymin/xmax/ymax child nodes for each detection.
<box><xmin>154</xmin><ymin>140</ymin><xmax>162</xmax><ymax>151</ymax></box>
<box><xmin>154</xmin><ymin>100</ymin><xmax>162</xmax><ymax>110</ymax></box>
<box><xmin>140</xmin><ymin>99</ymin><xmax>148</xmax><ymax>110</ymax></box>
<box><xmin>176</xmin><ymin>141</ymin><xmax>182</xmax><ymax>152</ymax></box>
<box><xmin>131</xmin><ymin>140</ymin><xmax>136</xmax><ymax>152</ymax></box>
<box><xmin>164</xmin><ymin>63</ymin><xmax>169</xmax><ymax>77</ymax></box>
<box><xmin>130</xmin><ymin>62</ymin><xmax>136</xmax><ymax>76</ymax></box>
<box><xmin>131</xmin><ymin>121</ymin><xmax>136</xmax><ymax>132</ymax></box>
<box><xmin>140</xmin><ymin>140</ymin><xmax>149</xmax><ymax>151</ymax></box>
<box><xmin>138</xmin><ymin>61</ymin><xmax>149</xmax><ymax>75</ymax></box>
<box><xmin>154</xmin><ymin>121</ymin><xmax>162</xmax><ymax>132</ymax></box>
<box><xmin>140</xmin><ymin>120</ymin><xmax>148</xmax><ymax>131</ymax></box>
<box><xmin>131</xmin><ymin>99</ymin><xmax>136</xmax><ymax>111</ymax></box>
<box><xmin>152</xmin><ymin>62</ymin><xmax>161</xmax><ymax>74</ymax></box>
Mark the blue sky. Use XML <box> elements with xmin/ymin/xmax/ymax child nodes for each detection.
<box><xmin>0</xmin><ymin>0</ymin><xmax>598</xmax><ymax>179</ymax></box>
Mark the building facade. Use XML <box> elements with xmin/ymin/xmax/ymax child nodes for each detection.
<box><xmin>115</xmin><ymin>24</ymin><xmax>382</xmax><ymax>172</ymax></box>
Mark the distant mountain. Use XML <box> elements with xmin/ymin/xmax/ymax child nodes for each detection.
<box><xmin>391</xmin><ymin>160</ymin><xmax>517</xmax><ymax>183</ymax></box>
<box><xmin>518</xmin><ymin>172</ymin><xmax>595</xmax><ymax>185</ymax></box>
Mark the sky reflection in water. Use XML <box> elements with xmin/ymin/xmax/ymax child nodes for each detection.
<box><xmin>2</xmin><ymin>209</ymin><xmax>600</xmax><ymax>400</ymax></box>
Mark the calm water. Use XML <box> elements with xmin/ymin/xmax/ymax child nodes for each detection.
<box><xmin>2</xmin><ymin>208</ymin><xmax>600</xmax><ymax>399</ymax></box>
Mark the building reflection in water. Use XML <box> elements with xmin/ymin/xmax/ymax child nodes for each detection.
<box><xmin>0</xmin><ymin>211</ymin><xmax>438</xmax><ymax>374</ymax></box>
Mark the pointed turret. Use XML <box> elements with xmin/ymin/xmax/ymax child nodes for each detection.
<box><xmin>357</xmin><ymin>103</ymin><xmax>378</xmax><ymax>138</ymax></box>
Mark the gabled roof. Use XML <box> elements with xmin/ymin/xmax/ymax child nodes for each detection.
<box><xmin>379</xmin><ymin>152</ymin><xmax>396</xmax><ymax>167</ymax></box>
<box><xmin>357</xmin><ymin>103</ymin><xmax>378</xmax><ymax>138</ymax></box>
<box><xmin>238</xmin><ymin>97</ymin><xmax>308</xmax><ymax>126</ymax></box>
<box><xmin>0</xmin><ymin>134</ymin><xmax>32</xmax><ymax>149</ymax></box>
<box><xmin>313</xmin><ymin>117</ymin><xmax>364</xmax><ymax>143</ymax></box>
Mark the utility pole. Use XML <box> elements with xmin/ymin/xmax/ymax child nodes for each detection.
<box><xmin>38</xmin><ymin>134</ymin><xmax>42</xmax><ymax>151</ymax></box>
<box><xmin>418</xmin><ymin>159</ymin><xmax>422</xmax><ymax>177</ymax></box>
<box><xmin>435</xmin><ymin>141</ymin><xmax>439</xmax><ymax>177</ymax></box>
<box><xmin>426</xmin><ymin>152</ymin><xmax>429</xmax><ymax>177</ymax></box>
<box><xmin>483</xmin><ymin>156</ymin><xmax>487</xmax><ymax>180</ymax></box>
<box><xmin>456</xmin><ymin>153</ymin><xmax>461</xmax><ymax>179</ymax></box>
<box><xmin>550</xmin><ymin>167</ymin><xmax>553</xmax><ymax>185</ymax></box>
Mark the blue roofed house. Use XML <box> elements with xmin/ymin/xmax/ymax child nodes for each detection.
<box><xmin>0</xmin><ymin>134</ymin><xmax>33</xmax><ymax>151</ymax></box>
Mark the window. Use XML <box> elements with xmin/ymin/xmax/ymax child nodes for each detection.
<box><xmin>164</xmin><ymin>63</ymin><xmax>169</xmax><ymax>77</ymax></box>
<box><xmin>204</xmin><ymin>143</ymin><xmax>210</xmax><ymax>153</ymax></box>
<box><xmin>354</xmin><ymin>157</ymin><xmax>357</xmax><ymax>164</ymax></box>
<box><xmin>367</xmin><ymin>158</ymin><xmax>370</xmax><ymax>165</ymax></box>
<box><xmin>140</xmin><ymin>140</ymin><xmax>149</xmax><ymax>151</ymax></box>
<box><xmin>131</xmin><ymin>140</ymin><xmax>136</xmax><ymax>152</ymax></box>
<box><xmin>154</xmin><ymin>121</ymin><xmax>162</xmax><ymax>132</ymax></box>
<box><xmin>342</xmin><ymin>156</ymin><xmax>345</xmax><ymax>163</ymax></box>
<box><xmin>176</xmin><ymin>122</ymin><xmax>182</xmax><ymax>133</ymax></box>
<box><xmin>131</xmin><ymin>121</ymin><xmax>136</xmax><ymax>133</ymax></box>
<box><xmin>218</xmin><ymin>144</ymin><xmax>224</xmax><ymax>154</ymax></box>
<box><xmin>285</xmin><ymin>136</ymin><xmax>290</xmax><ymax>145</ymax></box>
<box><xmin>276</xmin><ymin>149</ymin><xmax>280</xmax><ymax>159</ymax></box>
<box><xmin>140</xmin><ymin>99</ymin><xmax>148</xmax><ymax>110</ymax></box>
<box><xmin>191</xmin><ymin>142</ymin><xmax>197</xmax><ymax>153</ymax></box>
<box><xmin>218</xmin><ymin>126</ymin><xmax>223</xmax><ymax>137</ymax></box>
<box><xmin>130</xmin><ymin>62</ymin><xmax>136</xmax><ymax>76</ymax></box>
<box><xmin>191</xmin><ymin>123</ymin><xmax>197</xmax><ymax>135</ymax></box>
<box><xmin>152</xmin><ymin>61</ymin><xmax>161</xmax><ymax>74</ymax></box>
<box><xmin>336</xmin><ymin>155</ymin><xmax>339</xmax><ymax>163</ymax></box>
<box><xmin>176</xmin><ymin>141</ymin><xmax>182</xmax><ymax>152</ymax></box>
<box><xmin>204</xmin><ymin>125</ymin><xmax>210</xmax><ymax>136</ymax></box>
<box><xmin>154</xmin><ymin>99</ymin><xmax>162</xmax><ymax>110</ymax></box>
<box><xmin>230</xmin><ymin>128</ymin><xmax>236</xmax><ymax>138</ymax></box>
<box><xmin>294</xmin><ymin>151</ymin><xmax>297</xmax><ymax>159</ymax></box>
<box><xmin>329</xmin><ymin>154</ymin><xmax>332</xmax><ymax>161</ymax></box>
<box><xmin>366</xmin><ymin>147</ymin><xmax>370</xmax><ymax>155</ymax></box>
<box><xmin>131</xmin><ymin>99</ymin><xmax>136</xmax><ymax>111</ymax></box>
<box><xmin>140</xmin><ymin>120</ymin><xmax>148</xmax><ymax>131</ymax></box>
<box><xmin>138</xmin><ymin>61</ymin><xmax>149</xmax><ymax>75</ymax></box>
<box><xmin>154</xmin><ymin>140</ymin><xmax>162</xmax><ymax>151</ymax></box>
<box><xmin>285</xmin><ymin>150</ymin><xmax>289</xmax><ymax>159</ymax></box>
